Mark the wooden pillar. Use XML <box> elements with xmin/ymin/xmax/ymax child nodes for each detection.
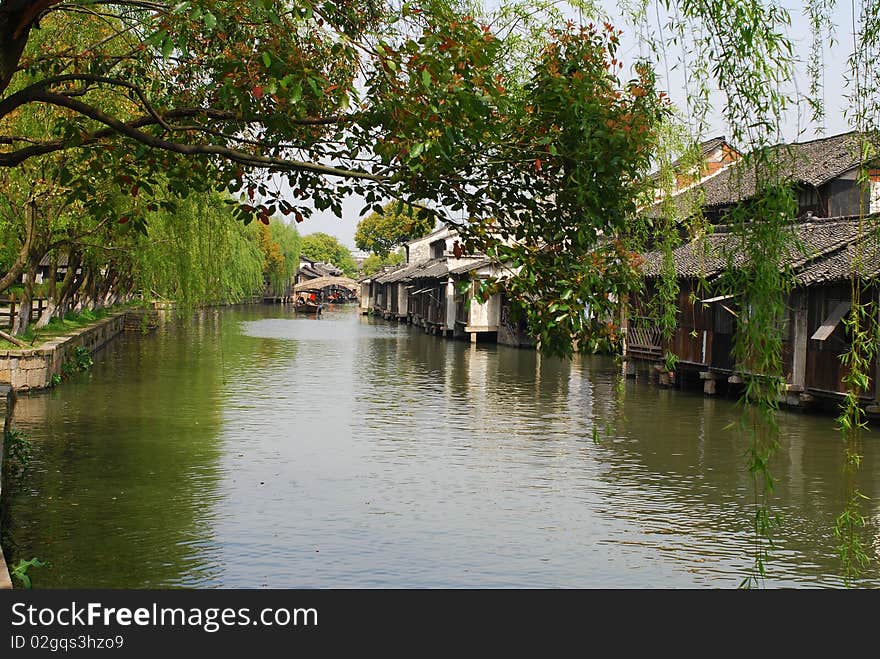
<box><xmin>445</xmin><ymin>276</ymin><xmax>456</xmax><ymax>332</ymax></box>
<box><xmin>791</xmin><ymin>289</ymin><xmax>808</xmax><ymax>391</ymax></box>
<box><xmin>700</xmin><ymin>371</ymin><xmax>717</xmax><ymax>395</ymax></box>
<box><xmin>619</xmin><ymin>299</ymin><xmax>629</xmax><ymax>377</ymax></box>
<box><xmin>868</xmin><ymin>289</ymin><xmax>880</xmax><ymax>415</ymax></box>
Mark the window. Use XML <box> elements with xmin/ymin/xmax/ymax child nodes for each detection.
<box><xmin>712</xmin><ymin>300</ymin><xmax>735</xmax><ymax>334</ymax></box>
<box><xmin>811</xmin><ymin>298</ymin><xmax>850</xmax><ymax>342</ymax></box>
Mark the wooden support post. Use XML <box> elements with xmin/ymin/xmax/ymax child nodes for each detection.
<box><xmin>791</xmin><ymin>290</ymin><xmax>808</xmax><ymax>390</ymax></box>
<box><xmin>655</xmin><ymin>364</ymin><xmax>674</xmax><ymax>388</ymax></box>
<box><xmin>875</xmin><ymin>289</ymin><xmax>880</xmax><ymax>406</ymax></box>
<box><xmin>700</xmin><ymin>371</ymin><xmax>717</xmax><ymax>395</ymax></box>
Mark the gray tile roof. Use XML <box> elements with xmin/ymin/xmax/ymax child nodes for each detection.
<box><xmin>412</xmin><ymin>260</ymin><xmax>450</xmax><ymax>279</ymax></box>
<box><xmin>646</xmin><ymin>131</ymin><xmax>878</xmax><ymax>217</ymax></box>
<box><xmin>795</xmin><ymin>226</ymin><xmax>880</xmax><ymax>285</ymax></box>
<box><xmin>371</xmin><ymin>254</ymin><xmax>490</xmax><ymax>284</ymax></box>
<box><xmin>448</xmin><ymin>257</ymin><xmax>492</xmax><ymax>275</ymax></box>
<box><xmin>640</xmin><ymin>231</ymin><xmax>737</xmax><ymax>279</ymax></box>
<box><xmin>374</xmin><ymin>261</ymin><xmax>421</xmax><ymax>284</ymax></box>
<box><xmin>647</xmin><ymin>136</ymin><xmax>732</xmax><ymax>181</ymax></box>
<box><xmin>641</xmin><ymin>215</ymin><xmax>880</xmax><ymax>285</ymax></box>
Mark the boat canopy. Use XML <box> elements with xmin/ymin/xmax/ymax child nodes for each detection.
<box><xmin>294</xmin><ymin>276</ymin><xmax>358</xmax><ymax>293</ymax></box>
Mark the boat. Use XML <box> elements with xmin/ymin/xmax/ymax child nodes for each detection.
<box><xmin>327</xmin><ymin>292</ymin><xmax>348</xmax><ymax>304</ymax></box>
<box><xmin>294</xmin><ymin>300</ymin><xmax>323</xmax><ymax>314</ymax></box>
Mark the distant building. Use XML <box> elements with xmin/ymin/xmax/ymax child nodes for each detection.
<box><xmin>358</xmin><ymin>225</ymin><xmax>531</xmax><ymax>347</ymax></box>
<box><xmin>296</xmin><ymin>258</ymin><xmax>342</xmax><ymax>284</ymax></box>
<box><xmin>351</xmin><ymin>250</ymin><xmax>370</xmax><ymax>270</ymax></box>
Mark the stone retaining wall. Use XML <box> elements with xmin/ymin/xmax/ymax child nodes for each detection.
<box><xmin>1</xmin><ymin>385</ymin><xmax>12</xmax><ymax>587</ymax></box>
<box><xmin>0</xmin><ymin>311</ymin><xmax>127</xmax><ymax>391</ymax></box>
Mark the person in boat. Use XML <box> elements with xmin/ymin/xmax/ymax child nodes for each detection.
<box><xmin>296</xmin><ymin>294</ymin><xmax>306</xmax><ymax>306</ymax></box>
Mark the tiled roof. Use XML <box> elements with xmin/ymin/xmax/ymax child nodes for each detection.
<box><xmin>641</xmin><ymin>215</ymin><xmax>880</xmax><ymax>284</ymax></box>
<box><xmin>374</xmin><ymin>261</ymin><xmax>422</xmax><ymax>284</ymax></box>
<box><xmin>448</xmin><ymin>257</ymin><xmax>492</xmax><ymax>275</ymax></box>
<box><xmin>412</xmin><ymin>260</ymin><xmax>450</xmax><ymax>279</ymax></box>
<box><xmin>699</xmin><ymin>136</ymin><xmax>729</xmax><ymax>157</ymax></box>
<box><xmin>38</xmin><ymin>252</ymin><xmax>71</xmax><ymax>268</ymax></box>
<box><xmin>647</xmin><ymin>136</ymin><xmax>732</xmax><ymax>181</ymax></box>
<box><xmin>795</xmin><ymin>224</ymin><xmax>880</xmax><ymax>285</ymax></box>
<box><xmin>705</xmin><ymin>132</ymin><xmax>871</xmax><ymax>207</ymax></box>
<box><xmin>645</xmin><ymin>131</ymin><xmax>878</xmax><ymax>217</ymax></box>
<box><xmin>640</xmin><ymin>231</ymin><xmax>737</xmax><ymax>279</ymax></box>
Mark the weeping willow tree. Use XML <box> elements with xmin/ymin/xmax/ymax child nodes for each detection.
<box><xmin>131</xmin><ymin>192</ymin><xmax>266</xmax><ymax>307</ymax></box>
<box><xmin>257</xmin><ymin>218</ymin><xmax>302</xmax><ymax>297</ymax></box>
<box><xmin>612</xmin><ymin>0</ymin><xmax>880</xmax><ymax>587</ymax></box>
<box><xmin>832</xmin><ymin>0</ymin><xmax>879</xmax><ymax>587</ymax></box>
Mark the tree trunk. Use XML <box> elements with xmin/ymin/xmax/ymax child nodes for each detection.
<box><xmin>34</xmin><ymin>254</ymin><xmax>59</xmax><ymax>329</ymax></box>
<box><xmin>11</xmin><ymin>259</ymin><xmax>35</xmax><ymax>335</ymax></box>
<box><xmin>54</xmin><ymin>250</ymin><xmax>81</xmax><ymax>319</ymax></box>
<box><xmin>99</xmin><ymin>267</ymin><xmax>118</xmax><ymax>307</ymax></box>
<box><xmin>0</xmin><ymin>6</ymin><xmax>30</xmax><ymax>97</ymax></box>
<box><xmin>85</xmin><ymin>265</ymin><xmax>99</xmax><ymax>310</ymax></box>
<box><xmin>33</xmin><ymin>299</ymin><xmax>56</xmax><ymax>329</ymax></box>
<box><xmin>46</xmin><ymin>254</ymin><xmax>57</xmax><ymax>302</ymax></box>
<box><xmin>71</xmin><ymin>267</ymin><xmax>90</xmax><ymax>313</ymax></box>
<box><xmin>0</xmin><ymin>253</ymin><xmax>25</xmax><ymax>295</ymax></box>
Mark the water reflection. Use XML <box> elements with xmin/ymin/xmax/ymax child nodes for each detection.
<box><xmin>3</xmin><ymin>304</ymin><xmax>878</xmax><ymax>587</ymax></box>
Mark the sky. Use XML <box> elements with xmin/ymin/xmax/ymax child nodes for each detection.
<box><xmin>293</xmin><ymin>1</ymin><xmax>863</xmax><ymax>250</ymax></box>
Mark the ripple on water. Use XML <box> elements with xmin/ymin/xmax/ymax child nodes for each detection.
<box><xmin>5</xmin><ymin>305</ymin><xmax>879</xmax><ymax>588</ymax></box>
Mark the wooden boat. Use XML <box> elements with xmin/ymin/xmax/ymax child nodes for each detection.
<box><xmin>294</xmin><ymin>301</ymin><xmax>323</xmax><ymax>315</ymax></box>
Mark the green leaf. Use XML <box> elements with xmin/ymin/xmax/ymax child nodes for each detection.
<box><xmin>262</xmin><ymin>52</ymin><xmax>272</xmax><ymax>69</ymax></box>
<box><xmin>203</xmin><ymin>11</ymin><xmax>216</xmax><ymax>29</ymax></box>
<box><xmin>421</xmin><ymin>68</ymin><xmax>432</xmax><ymax>88</ymax></box>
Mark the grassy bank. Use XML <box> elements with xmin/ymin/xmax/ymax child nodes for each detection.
<box><xmin>0</xmin><ymin>303</ymin><xmax>138</xmax><ymax>351</ymax></box>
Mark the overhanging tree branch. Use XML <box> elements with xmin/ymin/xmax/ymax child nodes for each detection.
<box><xmin>0</xmin><ymin>88</ymin><xmax>384</xmax><ymax>180</ymax></box>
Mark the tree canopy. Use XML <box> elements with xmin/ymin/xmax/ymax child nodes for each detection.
<box><xmin>300</xmin><ymin>232</ymin><xmax>356</xmax><ymax>276</ymax></box>
<box><xmin>355</xmin><ymin>201</ymin><xmax>435</xmax><ymax>257</ymax></box>
<box><xmin>0</xmin><ymin>0</ymin><xmax>668</xmax><ymax>354</ymax></box>
<box><xmin>359</xmin><ymin>249</ymin><xmax>405</xmax><ymax>276</ymax></box>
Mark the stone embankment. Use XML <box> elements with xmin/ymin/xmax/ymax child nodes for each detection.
<box><xmin>0</xmin><ymin>310</ymin><xmax>148</xmax><ymax>391</ymax></box>
<box><xmin>1</xmin><ymin>384</ymin><xmax>12</xmax><ymax>588</ymax></box>
<box><xmin>0</xmin><ymin>308</ymin><xmax>160</xmax><ymax>587</ymax></box>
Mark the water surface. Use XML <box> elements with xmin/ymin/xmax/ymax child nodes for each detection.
<box><xmin>4</xmin><ymin>304</ymin><xmax>879</xmax><ymax>587</ymax></box>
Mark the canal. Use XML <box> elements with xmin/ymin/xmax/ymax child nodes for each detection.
<box><xmin>2</xmin><ymin>303</ymin><xmax>878</xmax><ymax>587</ymax></box>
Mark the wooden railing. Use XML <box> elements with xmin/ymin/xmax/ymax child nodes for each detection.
<box><xmin>0</xmin><ymin>297</ymin><xmax>48</xmax><ymax>330</ymax></box>
<box><xmin>626</xmin><ymin>317</ymin><xmax>663</xmax><ymax>354</ymax></box>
